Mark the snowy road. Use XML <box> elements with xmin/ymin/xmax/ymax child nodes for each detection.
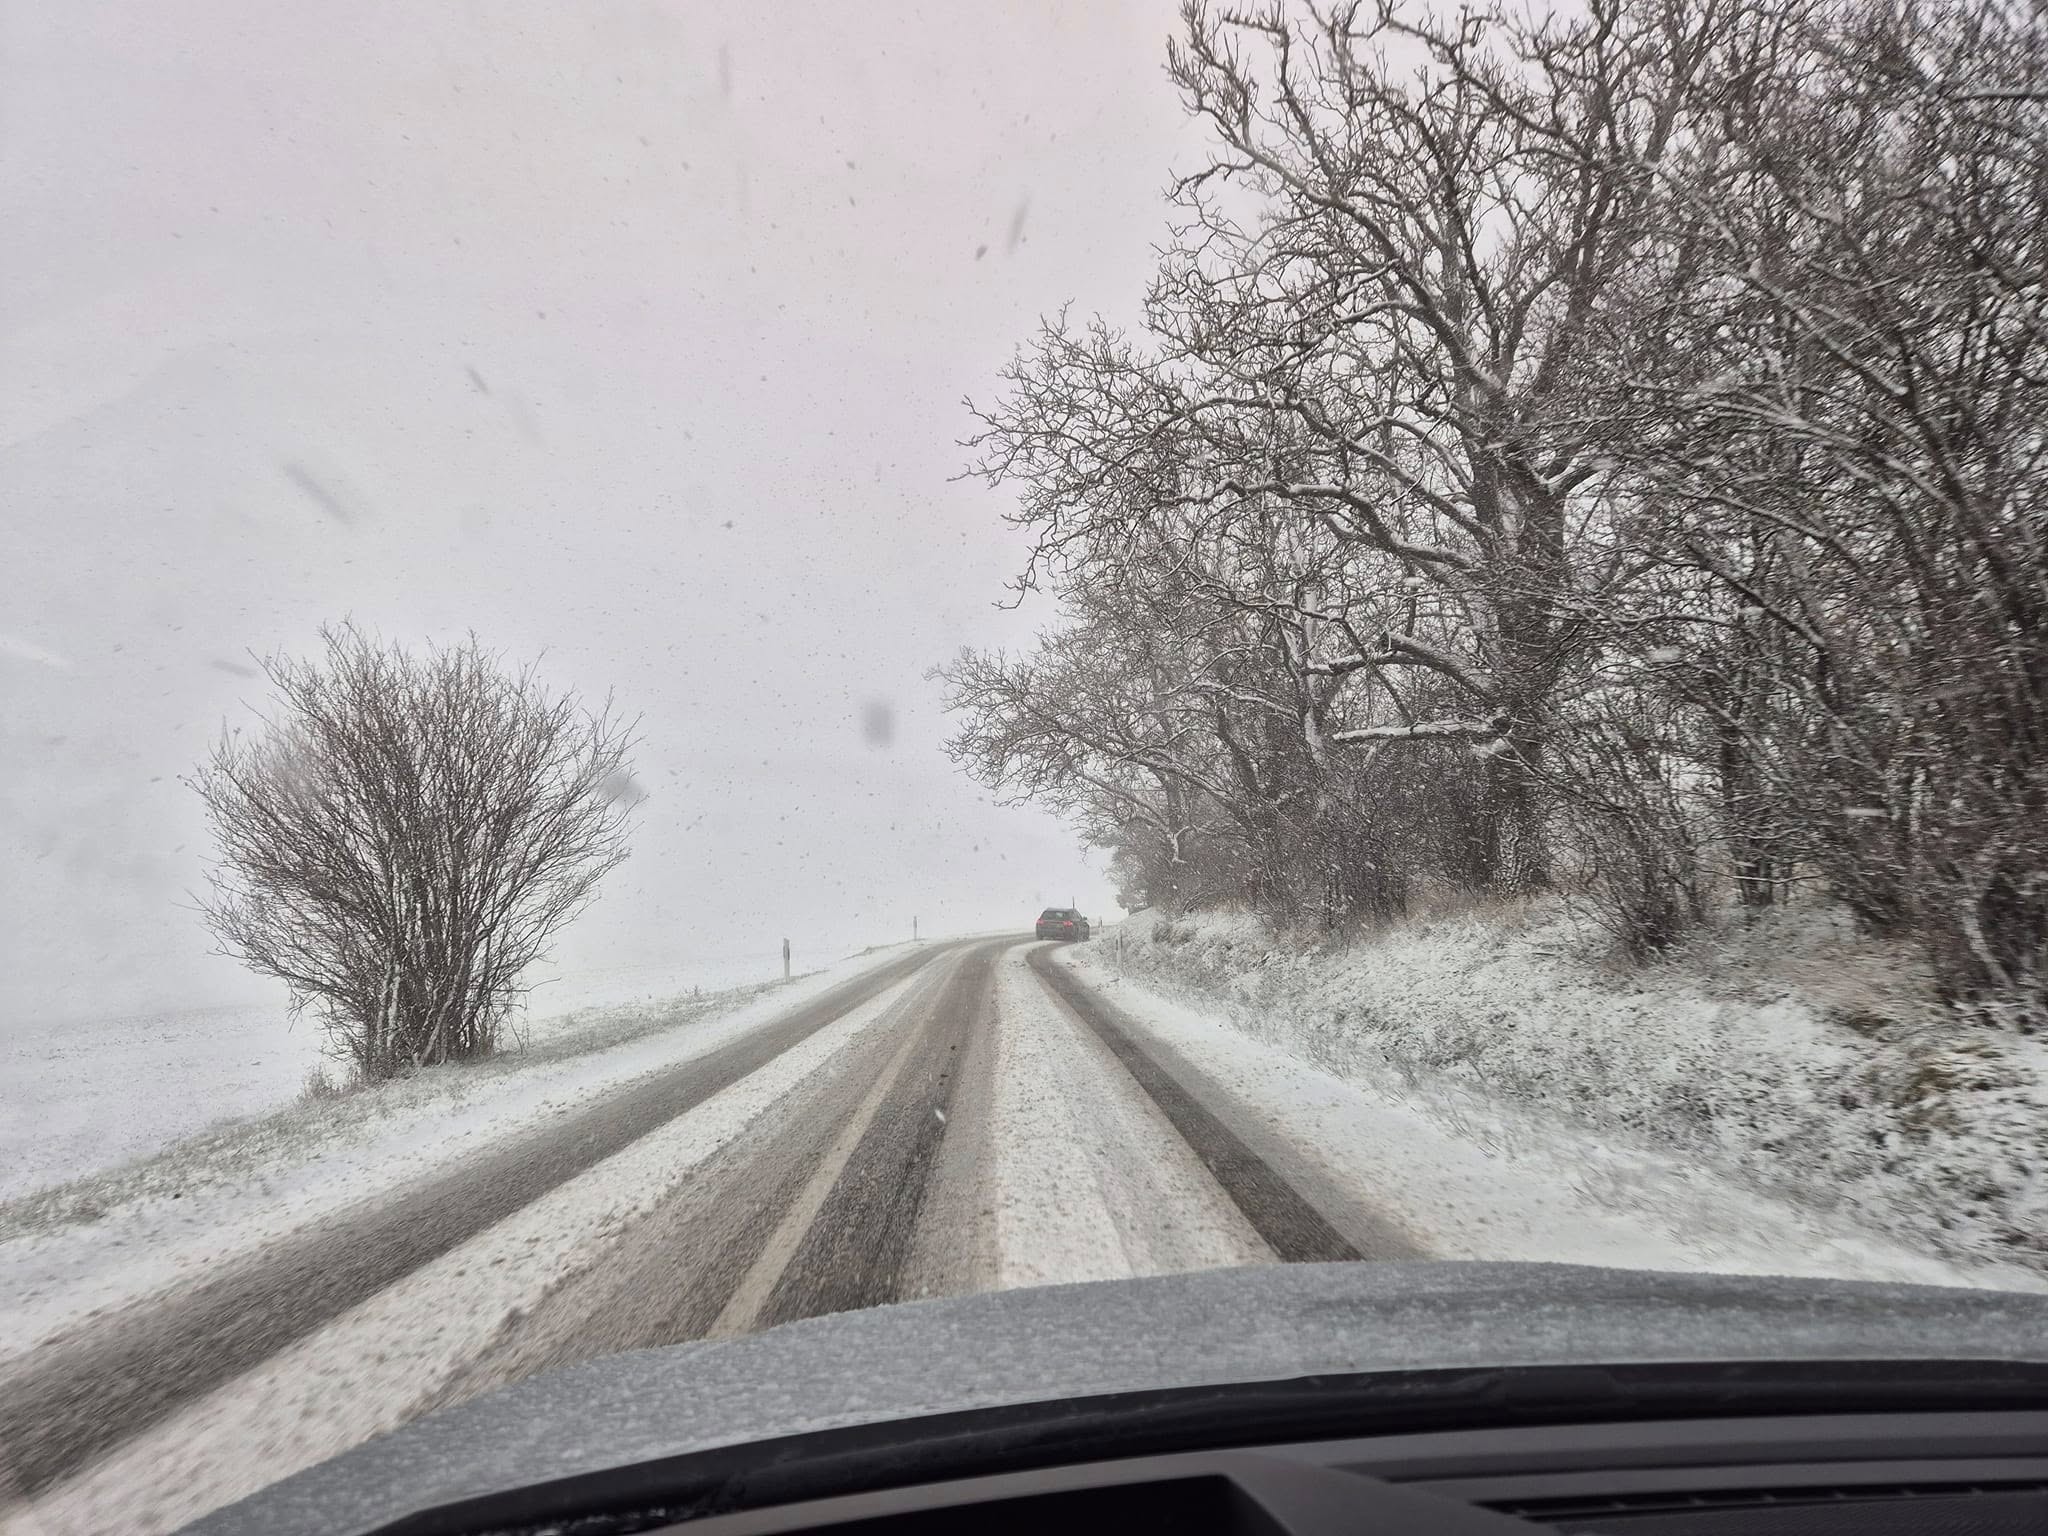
<box><xmin>1</xmin><ymin>935</ymin><xmax>2009</xmax><ymax>1536</ymax></box>
<box><xmin>0</xmin><ymin>942</ymin><xmax>952</xmax><ymax>1506</ymax></box>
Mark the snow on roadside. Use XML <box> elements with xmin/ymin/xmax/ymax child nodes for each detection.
<box><xmin>1057</xmin><ymin>945</ymin><xmax>2036</xmax><ymax>1290</ymax></box>
<box><xmin>1</xmin><ymin>947</ymin><xmax>892</xmax><ymax>1206</ymax></box>
<box><xmin>0</xmin><ymin>1001</ymin><xmax>327</xmax><ymax>1206</ymax></box>
<box><xmin>982</xmin><ymin>948</ymin><xmax>1269</xmax><ymax>1289</ymax></box>
<box><xmin>1068</xmin><ymin>911</ymin><xmax>2048</xmax><ymax>1290</ymax></box>
<box><xmin>511</xmin><ymin>951</ymin><xmax>815</xmax><ymax>1034</ymax></box>
<box><xmin>0</xmin><ymin>944</ymin><xmax>920</xmax><ymax>1361</ymax></box>
<box><xmin>6</xmin><ymin>972</ymin><xmax>928</xmax><ymax>1536</ymax></box>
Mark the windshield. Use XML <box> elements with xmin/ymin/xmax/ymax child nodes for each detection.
<box><xmin>5</xmin><ymin>0</ymin><xmax>2045</xmax><ymax>1531</ymax></box>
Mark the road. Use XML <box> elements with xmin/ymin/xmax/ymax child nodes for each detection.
<box><xmin>0</xmin><ymin>936</ymin><xmax>1423</xmax><ymax>1530</ymax></box>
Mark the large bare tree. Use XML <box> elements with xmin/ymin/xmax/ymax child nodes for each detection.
<box><xmin>949</xmin><ymin>0</ymin><xmax>2048</xmax><ymax>1025</ymax></box>
<box><xmin>192</xmin><ymin>624</ymin><xmax>641</xmax><ymax>1078</ymax></box>
<box><xmin>970</xmin><ymin>0</ymin><xmax>1734</xmax><ymax>895</ymax></box>
<box><xmin>1602</xmin><ymin>0</ymin><xmax>2048</xmax><ymax>1014</ymax></box>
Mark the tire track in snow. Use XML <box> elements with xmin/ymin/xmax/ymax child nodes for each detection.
<box><xmin>418</xmin><ymin>938</ymin><xmax>1009</xmax><ymax>1396</ymax></box>
<box><xmin>751</xmin><ymin>939</ymin><xmax>1000</xmax><ymax>1328</ymax></box>
<box><xmin>982</xmin><ymin>945</ymin><xmax>1271</xmax><ymax>1286</ymax></box>
<box><xmin>1024</xmin><ymin>944</ymin><xmax>1372</xmax><ymax>1264</ymax></box>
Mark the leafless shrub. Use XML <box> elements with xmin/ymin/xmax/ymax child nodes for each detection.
<box><xmin>192</xmin><ymin>623</ymin><xmax>641</xmax><ymax>1079</ymax></box>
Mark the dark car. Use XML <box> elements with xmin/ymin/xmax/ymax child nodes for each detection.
<box><xmin>1035</xmin><ymin>907</ymin><xmax>1090</xmax><ymax>941</ymax></box>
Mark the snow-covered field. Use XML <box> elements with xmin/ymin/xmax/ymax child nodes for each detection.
<box><xmin>0</xmin><ymin>951</ymin><xmax>853</xmax><ymax>1205</ymax></box>
<box><xmin>1</xmin><ymin>1002</ymin><xmax>328</xmax><ymax>1207</ymax></box>
<box><xmin>1078</xmin><ymin>905</ymin><xmax>2048</xmax><ymax>1285</ymax></box>
<box><xmin>0</xmin><ymin>945</ymin><xmax>915</xmax><ymax>1360</ymax></box>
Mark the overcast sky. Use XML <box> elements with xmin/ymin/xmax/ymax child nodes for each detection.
<box><xmin>1</xmin><ymin>0</ymin><xmax>1205</xmax><ymax>1023</ymax></box>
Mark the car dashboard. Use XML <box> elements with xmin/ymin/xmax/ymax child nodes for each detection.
<box><xmin>623</xmin><ymin>1410</ymin><xmax>2048</xmax><ymax>1535</ymax></box>
<box><xmin>354</xmin><ymin>1362</ymin><xmax>2048</xmax><ymax>1536</ymax></box>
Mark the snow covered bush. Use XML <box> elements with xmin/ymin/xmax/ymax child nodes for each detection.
<box><xmin>192</xmin><ymin>623</ymin><xmax>642</xmax><ymax>1079</ymax></box>
<box><xmin>1098</xmin><ymin>904</ymin><xmax>2048</xmax><ymax>1275</ymax></box>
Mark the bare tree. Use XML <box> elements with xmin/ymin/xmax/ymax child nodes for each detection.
<box><xmin>969</xmin><ymin>0</ymin><xmax>1733</xmax><ymax>896</ymax></box>
<box><xmin>950</xmin><ymin>0</ymin><xmax>2047</xmax><ymax>1023</ymax></box>
<box><xmin>192</xmin><ymin>624</ymin><xmax>641</xmax><ymax>1078</ymax></box>
<box><xmin>1605</xmin><ymin>0</ymin><xmax>2048</xmax><ymax>1013</ymax></box>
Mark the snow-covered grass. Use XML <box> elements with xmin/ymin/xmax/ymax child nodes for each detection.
<box><xmin>0</xmin><ymin>1002</ymin><xmax>329</xmax><ymax>1207</ymax></box>
<box><xmin>1079</xmin><ymin>902</ymin><xmax>2048</xmax><ymax>1284</ymax></box>
<box><xmin>1056</xmin><ymin>944</ymin><xmax>2035</xmax><ymax>1291</ymax></box>
<box><xmin>0</xmin><ymin>945</ymin><xmax>917</xmax><ymax>1361</ymax></box>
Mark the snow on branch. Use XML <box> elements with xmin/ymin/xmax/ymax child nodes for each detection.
<box><xmin>1308</xmin><ymin>632</ymin><xmax>1496</xmax><ymax>699</ymax></box>
<box><xmin>1330</xmin><ymin>713</ymin><xmax>1512</xmax><ymax>745</ymax></box>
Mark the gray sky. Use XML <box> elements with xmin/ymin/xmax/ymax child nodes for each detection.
<box><xmin>1</xmin><ymin>0</ymin><xmax>1202</xmax><ymax>1021</ymax></box>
